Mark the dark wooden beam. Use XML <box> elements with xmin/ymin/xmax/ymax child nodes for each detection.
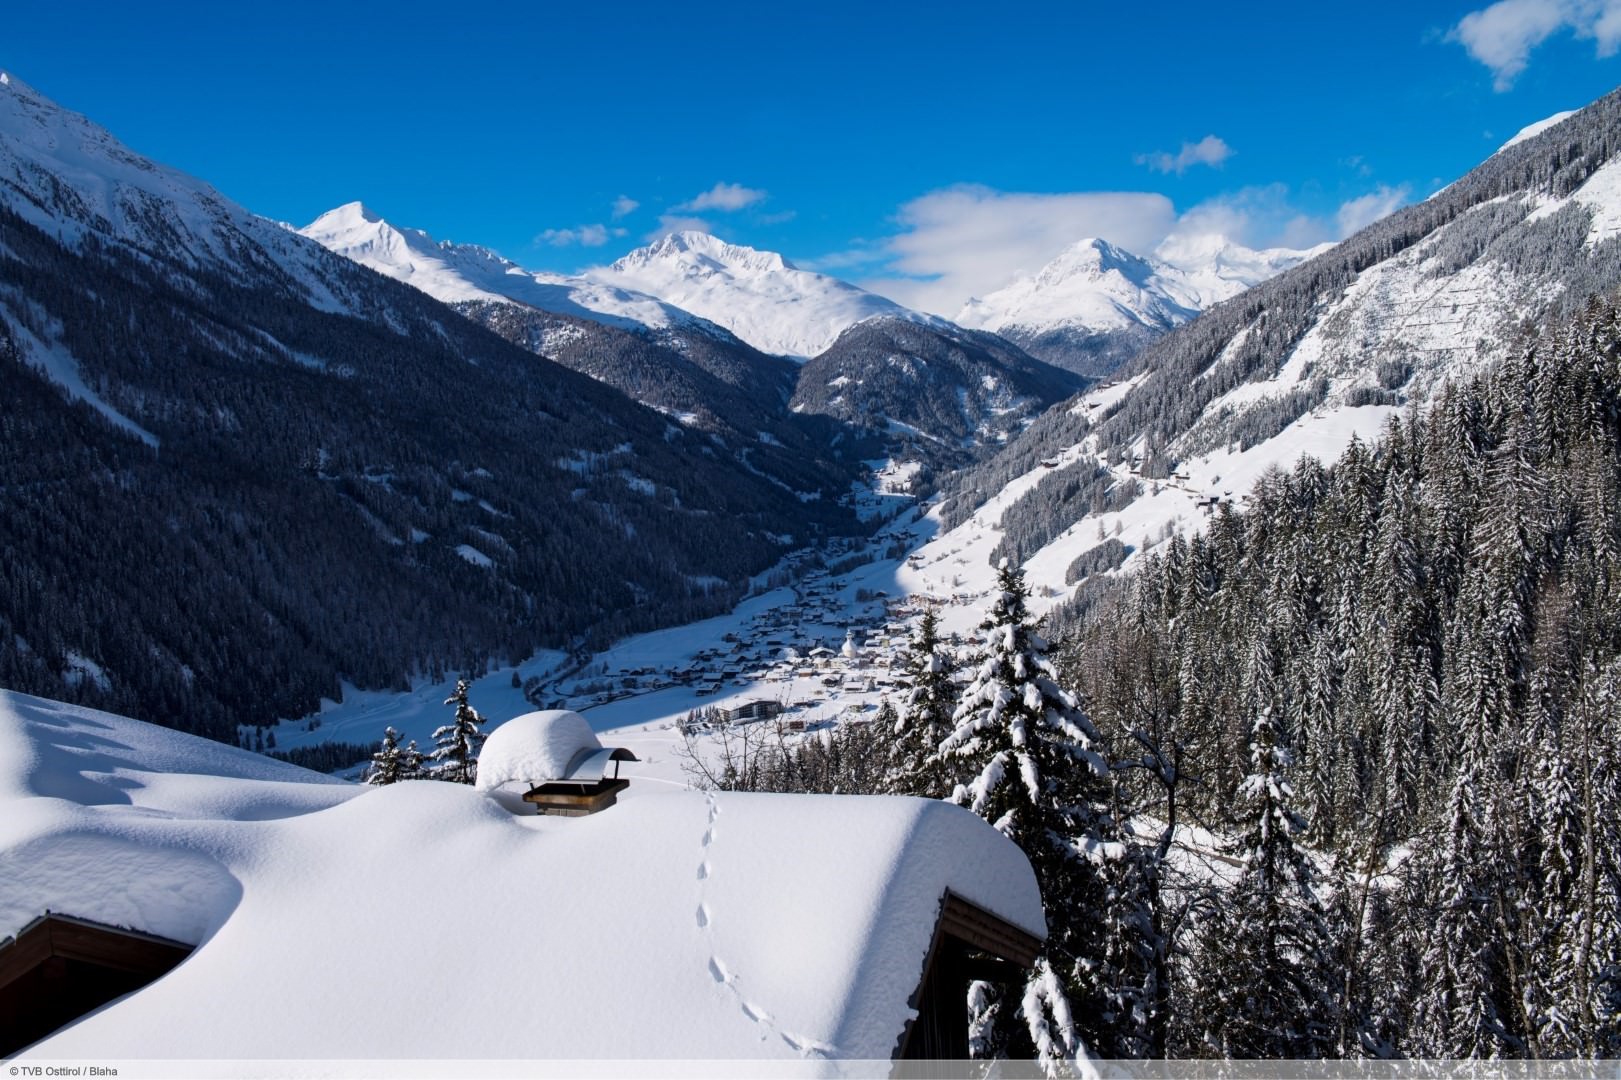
<box><xmin>894</xmin><ymin>890</ymin><xmax>1048</xmax><ymax>1061</ymax></box>
<box><xmin>938</xmin><ymin>891</ymin><xmax>1044</xmax><ymax>968</ymax></box>
<box><xmin>523</xmin><ymin>777</ymin><xmax>630</xmax><ymax>816</ymax></box>
<box><xmin>41</xmin><ymin>915</ymin><xmax>194</xmax><ymax>975</ymax></box>
<box><xmin>959</xmin><ymin>955</ymin><xmax>1026</xmax><ymax>985</ymax></box>
<box><xmin>0</xmin><ymin>922</ymin><xmax>53</xmax><ymax>995</ymax></box>
<box><xmin>0</xmin><ymin>913</ymin><xmax>193</xmax><ymax>1056</ymax></box>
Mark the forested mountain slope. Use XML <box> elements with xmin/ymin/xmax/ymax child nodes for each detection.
<box><xmin>1056</xmin><ymin>294</ymin><xmax>1621</xmax><ymax>1057</ymax></box>
<box><xmin>459</xmin><ymin>298</ymin><xmax>870</xmax><ymax>494</ymax></box>
<box><xmin>790</xmin><ymin>316</ymin><xmax>1084</xmax><ymax>472</ymax></box>
<box><xmin>932</xmin><ymin>88</ymin><xmax>1621</xmax><ymax>600</ymax></box>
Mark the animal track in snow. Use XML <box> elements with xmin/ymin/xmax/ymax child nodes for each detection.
<box><xmin>694</xmin><ymin>792</ymin><xmax>833</xmax><ymax>1058</ymax></box>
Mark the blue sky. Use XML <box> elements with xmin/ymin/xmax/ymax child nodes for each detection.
<box><xmin>7</xmin><ymin>0</ymin><xmax>1621</xmax><ymax>312</ymax></box>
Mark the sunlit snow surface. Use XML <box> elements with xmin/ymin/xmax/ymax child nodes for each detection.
<box><xmin>589</xmin><ymin>232</ymin><xmax>948</xmax><ymax>358</ymax></box>
<box><xmin>0</xmin><ymin>72</ymin><xmax>356</xmax><ymax>314</ymax></box>
<box><xmin>0</xmin><ymin>690</ymin><xmax>1042</xmax><ymax>1060</ymax></box>
<box><xmin>300</xmin><ymin>202</ymin><xmax>717</xmax><ymax>334</ymax></box>
<box><xmin>474</xmin><ymin>709</ymin><xmax>601</xmax><ymax>790</ymax></box>
<box><xmin>956</xmin><ymin>234</ymin><xmax>1319</xmax><ymax>342</ymax></box>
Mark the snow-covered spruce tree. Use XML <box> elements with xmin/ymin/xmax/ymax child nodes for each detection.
<box><xmin>400</xmin><ymin>737</ymin><xmax>425</xmax><ymax>781</ymax></box>
<box><xmin>1409</xmin><ymin>705</ymin><xmax>1514</xmax><ymax>1057</ymax></box>
<box><xmin>1051</xmin><ymin>579</ymin><xmax>1183</xmax><ymax>1059</ymax></box>
<box><xmin>940</xmin><ymin>558</ymin><xmax>1111</xmax><ymax>1072</ymax></box>
<box><xmin>871</xmin><ymin>695</ymin><xmax>901</xmax><ymax>779</ymax></box>
<box><xmin>886</xmin><ymin>609</ymin><xmax>957</xmax><ymax>797</ymax></box>
<box><xmin>366</xmin><ymin>726</ymin><xmax>408</xmax><ymax>785</ymax></box>
<box><xmin>1182</xmin><ymin>644</ymin><xmax>1340</xmax><ymax>1058</ymax></box>
<box><xmin>430</xmin><ymin>678</ymin><xmax>487</xmax><ymax>784</ymax></box>
<box><xmin>1544</xmin><ymin>657</ymin><xmax>1621</xmax><ymax>1056</ymax></box>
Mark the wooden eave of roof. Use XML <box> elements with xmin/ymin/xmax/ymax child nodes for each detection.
<box><xmin>0</xmin><ymin>913</ymin><xmax>194</xmax><ymax>1056</ymax></box>
<box><xmin>0</xmin><ymin>913</ymin><xmax>192</xmax><ymax>993</ymax></box>
<box><xmin>935</xmin><ymin>890</ymin><xmax>1042</xmax><ymax>968</ymax></box>
<box><xmin>894</xmin><ymin>890</ymin><xmax>1046</xmax><ymax>1060</ymax></box>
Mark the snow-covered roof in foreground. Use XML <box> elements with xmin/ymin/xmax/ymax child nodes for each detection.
<box><xmin>0</xmin><ymin>691</ymin><xmax>1043</xmax><ymax>1060</ymax></box>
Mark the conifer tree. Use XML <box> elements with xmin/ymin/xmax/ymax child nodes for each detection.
<box><xmin>366</xmin><ymin>726</ymin><xmax>407</xmax><ymax>785</ymax></box>
<box><xmin>887</xmin><ymin>609</ymin><xmax>956</xmax><ymax>797</ymax></box>
<box><xmin>1527</xmin><ymin>658</ymin><xmax>1621</xmax><ymax>1055</ymax></box>
<box><xmin>1410</xmin><ymin>702</ymin><xmax>1513</xmax><ymax>1057</ymax></box>
<box><xmin>940</xmin><ymin>558</ymin><xmax>1111</xmax><ymax>1071</ymax></box>
<box><xmin>431</xmin><ymin>678</ymin><xmax>487</xmax><ymax>784</ymax></box>
<box><xmin>400</xmin><ymin>736</ymin><xmax>425</xmax><ymax>781</ymax></box>
<box><xmin>851</xmin><ymin>700</ymin><xmax>896</xmax><ymax>793</ymax></box>
<box><xmin>1185</xmin><ymin>684</ymin><xmax>1340</xmax><ymax>1058</ymax></box>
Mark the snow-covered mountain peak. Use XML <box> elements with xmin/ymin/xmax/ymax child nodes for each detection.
<box><xmin>0</xmin><ymin>70</ymin><xmax>171</xmax><ymax>170</ymax></box>
<box><xmin>954</xmin><ymin>232</ymin><xmax>1318</xmax><ymax>376</ymax></box>
<box><xmin>301</xmin><ymin>200</ymin><xmax>478</xmax><ymax>272</ymax></box>
<box><xmin>957</xmin><ymin>237</ymin><xmax>1196</xmax><ymax>336</ymax></box>
<box><xmin>590</xmin><ymin>232</ymin><xmax>939</xmax><ymax>358</ymax></box>
<box><xmin>1152</xmin><ymin>230</ymin><xmax>1240</xmax><ymax>269</ymax></box>
<box><xmin>1153</xmin><ymin>232</ymin><xmax>1326</xmax><ymax>295</ymax></box>
<box><xmin>0</xmin><ymin>70</ymin><xmax>50</xmax><ymax>105</ymax></box>
<box><xmin>300</xmin><ymin>205</ymin><xmax>731</xmax><ymax>335</ymax></box>
<box><xmin>1031</xmin><ymin>237</ymin><xmax>1155</xmax><ymax>286</ymax></box>
<box><xmin>309</xmin><ymin>200</ymin><xmax>385</xmax><ymax>229</ymax></box>
<box><xmin>1</xmin><ymin>69</ymin><xmax>105</xmax><ymax>148</ymax></box>
<box><xmin>927</xmin><ymin>86</ymin><xmax>1621</xmax><ymax>626</ymax></box>
<box><xmin>619</xmin><ymin>230</ymin><xmax>797</xmax><ymax>275</ymax></box>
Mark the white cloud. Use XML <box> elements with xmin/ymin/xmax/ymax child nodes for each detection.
<box><xmin>675</xmin><ymin>182</ymin><xmax>767</xmax><ymax>213</ymax></box>
<box><xmin>859</xmin><ymin>180</ymin><xmax>1415</xmax><ymax>316</ymax></box>
<box><xmin>1169</xmin><ymin>184</ymin><xmax>1334</xmax><ymax>251</ymax></box>
<box><xmin>1598</xmin><ymin>3</ymin><xmax>1621</xmax><ymax>51</ymax></box>
<box><xmin>1341</xmin><ymin>154</ymin><xmax>1374</xmax><ymax>177</ymax></box>
<box><xmin>1167</xmin><ymin>182</ymin><xmax>1412</xmax><ymax>254</ymax></box>
<box><xmin>799</xmin><ymin>244</ymin><xmax>886</xmax><ymax>273</ymax></box>
<box><xmin>1450</xmin><ymin>0</ymin><xmax>1621</xmax><ymax>90</ymax></box>
<box><xmin>1136</xmin><ymin>135</ymin><xmax>1235</xmax><ymax>175</ymax></box>
<box><xmin>537</xmin><ymin>223</ymin><xmax>611</xmax><ymax>247</ymax></box>
<box><xmin>644</xmin><ymin>214</ymin><xmax>713</xmax><ymax>242</ymax></box>
<box><xmin>1335</xmin><ymin>184</ymin><xmax>1412</xmax><ymax>237</ymax></box>
<box><xmin>611</xmin><ymin>195</ymin><xmax>639</xmax><ymax>220</ymax></box>
<box><xmin>857</xmin><ymin>185</ymin><xmax>1176</xmax><ymax>315</ymax></box>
